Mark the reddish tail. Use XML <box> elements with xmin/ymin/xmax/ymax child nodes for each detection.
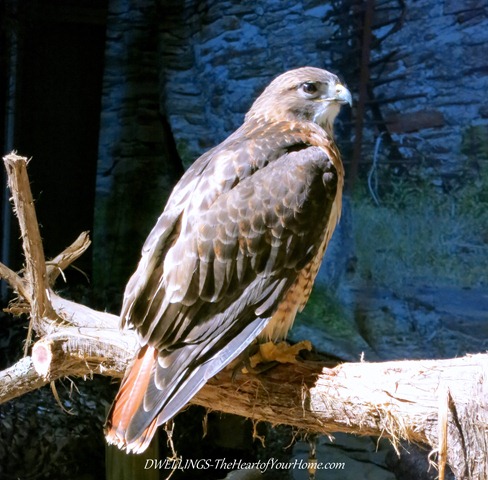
<box><xmin>104</xmin><ymin>345</ymin><xmax>159</xmax><ymax>453</ymax></box>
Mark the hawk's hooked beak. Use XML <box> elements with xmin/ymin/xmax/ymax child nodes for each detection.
<box><xmin>334</xmin><ymin>84</ymin><xmax>353</xmax><ymax>107</ymax></box>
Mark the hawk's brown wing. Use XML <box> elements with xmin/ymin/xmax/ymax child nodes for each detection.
<box><xmin>105</xmin><ymin>123</ymin><xmax>340</xmax><ymax>452</ymax></box>
<box><xmin>262</xmin><ymin>141</ymin><xmax>344</xmax><ymax>340</ymax></box>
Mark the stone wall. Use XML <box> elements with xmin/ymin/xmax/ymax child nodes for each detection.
<box><xmin>371</xmin><ymin>0</ymin><xmax>488</xmax><ymax>183</ymax></box>
<box><xmin>156</xmin><ymin>0</ymin><xmax>488</xmax><ymax>184</ymax></box>
<box><xmin>94</xmin><ymin>0</ymin><xmax>183</xmax><ymax>306</ymax></box>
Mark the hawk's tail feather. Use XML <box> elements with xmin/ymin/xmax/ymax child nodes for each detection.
<box><xmin>104</xmin><ymin>316</ymin><xmax>270</xmax><ymax>453</ymax></box>
<box><xmin>104</xmin><ymin>345</ymin><xmax>159</xmax><ymax>453</ymax></box>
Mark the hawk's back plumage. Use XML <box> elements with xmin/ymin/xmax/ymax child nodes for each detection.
<box><xmin>105</xmin><ymin>67</ymin><xmax>352</xmax><ymax>453</ymax></box>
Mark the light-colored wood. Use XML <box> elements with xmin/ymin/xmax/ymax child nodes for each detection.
<box><xmin>4</xmin><ymin>154</ymin><xmax>57</xmax><ymax>328</ymax></box>
<box><xmin>46</xmin><ymin>231</ymin><xmax>92</xmax><ymax>285</ymax></box>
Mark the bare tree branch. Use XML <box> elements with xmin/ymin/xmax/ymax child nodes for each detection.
<box><xmin>0</xmin><ymin>261</ymin><xmax>30</xmax><ymax>302</ymax></box>
<box><xmin>46</xmin><ymin>231</ymin><xmax>92</xmax><ymax>286</ymax></box>
<box><xmin>4</xmin><ymin>153</ymin><xmax>57</xmax><ymax>354</ymax></box>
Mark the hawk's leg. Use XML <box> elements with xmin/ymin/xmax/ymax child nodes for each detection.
<box><xmin>251</xmin><ymin>340</ymin><xmax>312</xmax><ymax>366</ymax></box>
<box><xmin>237</xmin><ymin>340</ymin><xmax>313</xmax><ymax>375</ymax></box>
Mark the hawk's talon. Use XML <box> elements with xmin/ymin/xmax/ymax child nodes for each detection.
<box><xmin>240</xmin><ymin>340</ymin><xmax>313</xmax><ymax>374</ymax></box>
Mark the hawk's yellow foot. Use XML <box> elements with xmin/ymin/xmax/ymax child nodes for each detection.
<box><xmin>243</xmin><ymin>340</ymin><xmax>312</xmax><ymax>373</ymax></box>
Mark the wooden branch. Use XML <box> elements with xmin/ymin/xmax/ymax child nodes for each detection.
<box><xmin>3</xmin><ymin>153</ymin><xmax>57</xmax><ymax>355</ymax></box>
<box><xmin>46</xmin><ymin>231</ymin><xmax>92</xmax><ymax>286</ymax></box>
<box><xmin>1</xmin><ymin>313</ymin><xmax>486</xmax><ymax>480</ymax></box>
<box><xmin>197</xmin><ymin>355</ymin><xmax>488</xmax><ymax>480</ymax></box>
<box><xmin>0</xmin><ymin>230</ymin><xmax>92</xmax><ymax>301</ymax></box>
<box><xmin>4</xmin><ymin>154</ymin><xmax>55</xmax><ymax>321</ymax></box>
<box><xmin>0</xmin><ymin>356</ymin><xmax>46</xmax><ymax>404</ymax></box>
<box><xmin>0</xmin><ymin>261</ymin><xmax>31</xmax><ymax>302</ymax></box>
<box><xmin>31</xmin><ymin>329</ymin><xmax>134</xmax><ymax>379</ymax></box>
<box><xmin>1</xmin><ymin>152</ymin><xmax>487</xmax><ymax>479</ymax></box>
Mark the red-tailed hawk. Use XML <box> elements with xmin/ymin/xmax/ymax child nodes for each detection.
<box><xmin>105</xmin><ymin>67</ymin><xmax>352</xmax><ymax>453</ymax></box>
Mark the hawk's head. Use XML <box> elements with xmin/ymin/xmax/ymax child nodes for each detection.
<box><xmin>246</xmin><ymin>67</ymin><xmax>352</xmax><ymax>137</ymax></box>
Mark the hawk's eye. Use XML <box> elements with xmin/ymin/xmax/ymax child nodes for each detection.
<box><xmin>301</xmin><ymin>82</ymin><xmax>318</xmax><ymax>95</ymax></box>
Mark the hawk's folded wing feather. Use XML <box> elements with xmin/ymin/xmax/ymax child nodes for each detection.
<box><xmin>106</xmin><ymin>143</ymin><xmax>338</xmax><ymax>451</ymax></box>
